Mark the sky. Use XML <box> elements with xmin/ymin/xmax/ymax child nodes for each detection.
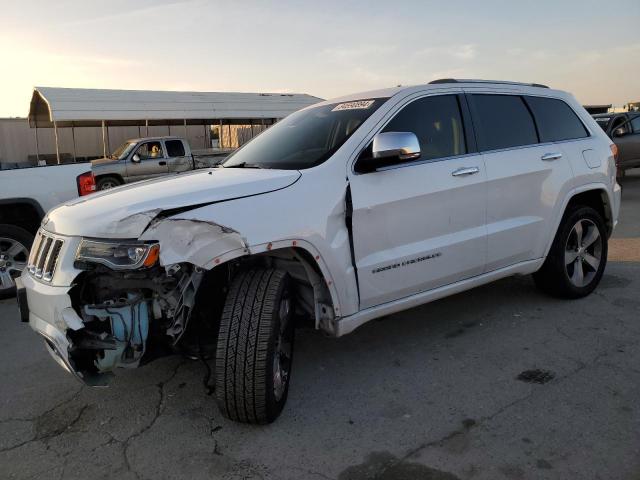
<box><xmin>0</xmin><ymin>0</ymin><xmax>638</xmax><ymax>117</ymax></box>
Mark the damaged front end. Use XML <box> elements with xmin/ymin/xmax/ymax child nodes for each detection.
<box><xmin>67</xmin><ymin>262</ymin><xmax>206</xmax><ymax>386</ymax></box>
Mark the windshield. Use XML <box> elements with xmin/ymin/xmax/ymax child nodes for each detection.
<box><xmin>110</xmin><ymin>141</ymin><xmax>137</xmax><ymax>160</ymax></box>
<box><xmin>222</xmin><ymin>98</ymin><xmax>387</xmax><ymax>170</ymax></box>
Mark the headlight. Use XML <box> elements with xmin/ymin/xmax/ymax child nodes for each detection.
<box><xmin>75</xmin><ymin>239</ymin><xmax>159</xmax><ymax>270</ymax></box>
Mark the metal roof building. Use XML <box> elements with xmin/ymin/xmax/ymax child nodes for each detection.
<box><xmin>29</xmin><ymin>87</ymin><xmax>322</xmax><ymax>126</ymax></box>
<box><xmin>26</xmin><ymin>87</ymin><xmax>322</xmax><ymax>163</ymax></box>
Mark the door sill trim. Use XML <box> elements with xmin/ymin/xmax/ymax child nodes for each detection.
<box><xmin>333</xmin><ymin>258</ymin><xmax>544</xmax><ymax>337</ymax></box>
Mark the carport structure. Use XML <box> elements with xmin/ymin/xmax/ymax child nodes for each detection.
<box><xmin>28</xmin><ymin>87</ymin><xmax>322</xmax><ymax>164</ymax></box>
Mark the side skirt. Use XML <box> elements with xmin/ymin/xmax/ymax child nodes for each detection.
<box><xmin>333</xmin><ymin>258</ymin><xmax>544</xmax><ymax>337</ymax></box>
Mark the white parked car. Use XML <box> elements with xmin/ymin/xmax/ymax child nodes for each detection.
<box><xmin>19</xmin><ymin>80</ymin><xmax>621</xmax><ymax>424</ymax></box>
<box><xmin>0</xmin><ymin>163</ymin><xmax>94</xmax><ymax>296</ymax></box>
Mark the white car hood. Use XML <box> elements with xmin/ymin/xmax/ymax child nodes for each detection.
<box><xmin>43</xmin><ymin>168</ymin><xmax>301</xmax><ymax>238</ymax></box>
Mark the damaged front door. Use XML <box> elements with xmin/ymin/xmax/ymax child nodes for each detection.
<box><xmin>349</xmin><ymin>93</ymin><xmax>487</xmax><ymax>309</ymax></box>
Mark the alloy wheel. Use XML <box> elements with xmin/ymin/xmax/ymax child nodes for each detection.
<box><xmin>0</xmin><ymin>237</ymin><xmax>29</xmax><ymax>291</ymax></box>
<box><xmin>100</xmin><ymin>181</ymin><xmax>117</xmax><ymax>190</ymax></box>
<box><xmin>564</xmin><ymin>219</ymin><xmax>602</xmax><ymax>288</ymax></box>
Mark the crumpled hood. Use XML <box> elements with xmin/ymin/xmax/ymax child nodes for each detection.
<box><xmin>43</xmin><ymin>168</ymin><xmax>301</xmax><ymax>238</ymax></box>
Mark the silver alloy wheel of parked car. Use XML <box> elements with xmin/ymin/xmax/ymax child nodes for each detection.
<box><xmin>0</xmin><ymin>237</ymin><xmax>29</xmax><ymax>292</ymax></box>
<box><xmin>565</xmin><ymin>218</ymin><xmax>602</xmax><ymax>288</ymax></box>
<box><xmin>99</xmin><ymin>180</ymin><xmax>118</xmax><ymax>190</ymax></box>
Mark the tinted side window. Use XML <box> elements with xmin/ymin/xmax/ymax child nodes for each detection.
<box><xmin>525</xmin><ymin>96</ymin><xmax>588</xmax><ymax>142</ymax></box>
<box><xmin>470</xmin><ymin>94</ymin><xmax>538</xmax><ymax>151</ymax></box>
<box><xmin>631</xmin><ymin>115</ymin><xmax>640</xmax><ymax>133</ymax></box>
<box><xmin>166</xmin><ymin>140</ymin><xmax>186</xmax><ymax>157</ymax></box>
<box><xmin>382</xmin><ymin>95</ymin><xmax>466</xmax><ymax>161</ymax></box>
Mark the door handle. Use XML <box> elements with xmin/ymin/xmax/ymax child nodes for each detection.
<box><xmin>159</xmin><ymin>161</ymin><xmax>167</xmax><ymax>166</ymax></box>
<box><xmin>451</xmin><ymin>166</ymin><xmax>480</xmax><ymax>177</ymax></box>
<box><xmin>541</xmin><ymin>152</ymin><xmax>562</xmax><ymax>161</ymax></box>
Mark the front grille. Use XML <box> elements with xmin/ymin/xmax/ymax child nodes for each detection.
<box><xmin>28</xmin><ymin>231</ymin><xmax>64</xmax><ymax>282</ymax></box>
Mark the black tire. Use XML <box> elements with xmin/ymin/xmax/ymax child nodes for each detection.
<box><xmin>215</xmin><ymin>268</ymin><xmax>295</xmax><ymax>424</ymax></box>
<box><xmin>533</xmin><ymin>206</ymin><xmax>607</xmax><ymax>298</ymax></box>
<box><xmin>0</xmin><ymin>224</ymin><xmax>33</xmax><ymax>298</ymax></box>
<box><xmin>96</xmin><ymin>176</ymin><xmax>122</xmax><ymax>191</ymax></box>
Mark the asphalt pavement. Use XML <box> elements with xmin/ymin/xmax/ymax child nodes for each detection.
<box><xmin>1</xmin><ymin>172</ymin><xmax>639</xmax><ymax>480</ymax></box>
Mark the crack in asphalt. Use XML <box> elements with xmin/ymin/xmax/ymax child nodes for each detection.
<box><xmin>0</xmin><ymin>405</ymin><xmax>89</xmax><ymax>453</ymax></box>
<box><xmin>0</xmin><ymin>386</ymin><xmax>84</xmax><ymax>425</ymax></box>
<box><xmin>284</xmin><ymin>465</ymin><xmax>337</xmax><ymax>480</ymax></box>
<box><xmin>120</xmin><ymin>359</ymin><xmax>188</xmax><ymax>480</ymax></box>
<box><xmin>0</xmin><ymin>360</ymin><xmax>195</xmax><ymax>480</ymax></box>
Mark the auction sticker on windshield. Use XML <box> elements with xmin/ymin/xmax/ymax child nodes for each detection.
<box><xmin>332</xmin><ymin>100</ymin><xmax>375</xmax><ymax>111</ymax></box>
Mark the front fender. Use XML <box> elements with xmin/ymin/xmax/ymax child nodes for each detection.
<box><xmin>139</xmin><ymin>221</ymin><xmax>346</xmax><ymax>319</ymax></box>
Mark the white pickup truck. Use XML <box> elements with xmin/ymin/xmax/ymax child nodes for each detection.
<box><xmin>0</xmin><ymin>163</ymin><xmax>94</xmax><ymax>295</ymax></box>
<box><xmin>20</xmin><ymin>80</ymin><xmax>620</xmax><ymax>424</ymax></box>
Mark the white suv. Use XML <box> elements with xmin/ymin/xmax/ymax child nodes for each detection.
<box><xmin>19</xmin><ymin>79</ymin><xmax>621</xmax><ymax>424</ymax></box>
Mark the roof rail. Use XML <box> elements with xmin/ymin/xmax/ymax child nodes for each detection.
<box><xmin>428</xmin><ymin>79</ymin><xmax>549</xmax><ymax>88</ymax></box>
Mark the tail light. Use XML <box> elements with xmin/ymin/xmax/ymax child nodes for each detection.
<box><xmin>76</xmin><ymin>171</ymin><xmax>96</xmax><ymax>196</ymax></box>
<box><xmin>610</xmin><ymin>144</ymin><xmax>619</xmax><ymax>164</ymax></box>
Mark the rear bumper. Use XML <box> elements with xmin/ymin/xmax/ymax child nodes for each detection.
<box><xmin>21</xmin><ymin>272</ymin><xmax>85</xmax><ymax>383</ymax></box>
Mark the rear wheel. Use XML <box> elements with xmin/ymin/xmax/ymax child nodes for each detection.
<box><xmin>0</xmin><ymin>224</ymin><xmax>33</xmax><ymax>298</ymax></box>
<box><xmin>215</xmin><ymin>268</ymin><xmax>295</xmax><ymax>424</ymax></box>
<box><xmin>533</xmin><ymin>206</ymin><xmax>607</xmax><ymax>298</ymax></box>
<box><xmin>96</xmin><ymin>176</ymin><xmax>121</xmax><ymax>190</ymax></box>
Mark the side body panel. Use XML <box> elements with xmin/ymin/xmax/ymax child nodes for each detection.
<box><xmin>480</xmin><ymin>143</ymin><xmax>573</xmax><ymax>270</ymax></box>
<box><xmin>349</xmin><ymin>155</ymin><xmax>487</xmax><ymax>309</ymax></box>
<box><xmin>166</xmin><ymin>139</ymin><xmax>194</xmax><ymax>174</ymax></box>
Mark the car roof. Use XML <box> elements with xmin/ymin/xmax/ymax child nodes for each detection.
<box><xmin>125</xmin><ymin>136</ymin><xmax>184</xmax><ymax>143</ymax></box>
<box><xmin>311</xmin><ymin>79</ymin><xmax>569</xmax><ymax>109</ymax></box>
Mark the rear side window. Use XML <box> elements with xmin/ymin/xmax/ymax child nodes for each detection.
<box><xmin>525</xmin><ymin>96</ymin><xmax>588</xmax><ymax>142</ymax></box>
<box><xmin>470</xmin><ymin>94</ymin><xmax>538</xmax><ymax>151</ymax></box>
<box><xmin>165</xmin><ymin>140</ymin><xmax>186</xmax><ymax>157</ymax></box>
<box><xmin>382</xmin><ymin>95</ymin><xmax>467</xmax><ymax>161</ymax></box>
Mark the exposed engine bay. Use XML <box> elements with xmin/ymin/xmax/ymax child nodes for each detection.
<box><xmin>67</xmin><ymin>263</ymin><xmax>218</xmax><ymax>386</ymax></box>
<box><xmin>63</xmin><ymin>249</ymin><xmax>331</xmax><ymax>386</ymax></box>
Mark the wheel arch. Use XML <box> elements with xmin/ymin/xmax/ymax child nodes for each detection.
<box><xmin>545</xmin><ymin>184</ymin><xmax>614</xmax><ymax>258</ymax></box>
<box><xmin>0</xmin><ymin>198</ymin><xmax>45</xmax><ymax>234</ymax></box>
<box><xmin>203</xmin><ymin>240</ymin><xmax>341</xmax><ymax>335</ymax></box>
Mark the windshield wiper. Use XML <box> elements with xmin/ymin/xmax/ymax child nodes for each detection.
<box><xmin>223</xmin><ymin>162</ymin><xmax>264</xmax><ymax>169</ymax></box>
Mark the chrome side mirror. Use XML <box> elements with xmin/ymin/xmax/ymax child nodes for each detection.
<box><xmin>355</xmin><ymin>132</ymin><xmax>421</xmax><ymax>173</ymax></box>
<box><xmin>132</xmin><ymin>153</ymin><xmax>141</xmax><ymax>163</ymax></box>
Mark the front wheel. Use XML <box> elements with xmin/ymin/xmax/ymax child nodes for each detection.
<box><xmin>215</xmin><ymin>268</ymin><xmax>295</xmax><ymax>424</ymax></box>
<box><xmin>533</xmin><ymin>206</ymin><xmax>607</xmax><ymax>298</ymax></box>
